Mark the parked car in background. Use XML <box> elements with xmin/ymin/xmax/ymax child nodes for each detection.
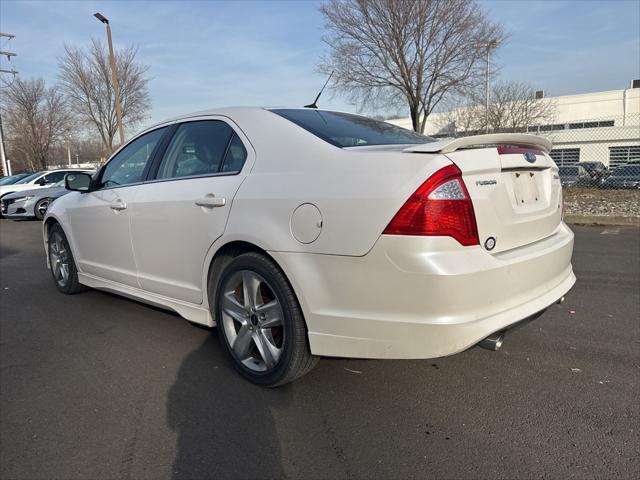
<box><xmin>2</xmin><ymin>172</ymin><xmax>94</xmax><ymax>220</ymax></box>
<box><xmin>0</xmin><ymin>172</ymin><xmax>33</xmax><ymax>186</ymax></box>
<box><xmin>44</xmin><ymin>107</ymin><xmax>574</xmax><ymax>386</ymax></box>
<box><xmin>602</xmin><ymin>163</ymin><xmax>640</xmax><ymax>189</ymax></box>
<box><xmin>558</xmin><ymin>165</ymin><xmax>590</xmax><ymax>187</ymax></box>
<box><xmin>0</xmin><ymin>169</ymin><xmax>84</xmax><ymax>200</ymax></box>
<box><xmin>579</xmin><ymin>161</ymin><xmax>609</xmax><ymax>185</ymax></box>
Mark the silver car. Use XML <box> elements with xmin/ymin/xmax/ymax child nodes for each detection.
<box><xmin>1</xmin><ymin>172</ymin><xmax>93</xmax><ymax>220</ymax></box>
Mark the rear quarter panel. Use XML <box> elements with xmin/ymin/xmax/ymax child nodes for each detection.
<box><xmin>224</xmin><ymin>109</ymin><xmax>451</xmax><ymax>256</ymax></box>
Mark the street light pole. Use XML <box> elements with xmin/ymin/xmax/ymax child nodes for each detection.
<box><xmin>476</xmin><ymin>39</ymin><xmax>498</xmax><ymax>134</ymax></box>
<box><xmin>485</xmin><ymin>46</ymin><xmax>490</xmax><ymax>134</ymax></box>
<box><xmin>94</xmin><ymin>13</ymin><xmax>125</xmax><ymax>146</ymax></box>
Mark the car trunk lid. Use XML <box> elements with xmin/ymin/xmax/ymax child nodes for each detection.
<box><xmin>404</xmin><ymin>135</ymin><xmax>562</xmax><ymax>253</ymax></box>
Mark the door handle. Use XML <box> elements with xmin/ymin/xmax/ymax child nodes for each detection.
<box><xmin>195</xmin><ymin>195</ymin><xmax>226</xmax><ymax>208</ymax></box>
<box><xmin>110</xmin><ymin>199</ymin><xmax>127</xmax><ymax>211</ymax></box>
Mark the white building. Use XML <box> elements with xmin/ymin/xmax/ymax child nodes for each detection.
<box><xmin>389</xmin><ymin>82</ymin><xmax>640</xmax><ymax>167</ymax></box>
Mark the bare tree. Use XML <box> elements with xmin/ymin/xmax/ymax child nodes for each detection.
<box><xmin>58</xmin><ymin>39</ymin><xmax>150</xmax><ymax>154</ymax></box>
<box><xmin>439</xmin><ymin>81</ymin><xmax>557</xmax><ymax>136</ymax></box>
<box><xmin>487</xmin><ymin>81</ymin><xmax>556</xmax><ymax>132</ymax></box>
<box><xmin>1</xmin><ymin>78</ymin><xmax>73</xmax><ymax>170</ymax></box>
<box><xmin>318</xmin><ymin>0</ymin><xmax>504</xmax><ymax>133</ymax></box>
<box><xmin>435</xmin><ymin>97</ymin><xmax>484</xmax><ymax>136</ymax></box>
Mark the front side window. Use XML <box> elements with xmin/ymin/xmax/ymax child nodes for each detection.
<box><xmin>42</xmin><ymin>171</ymin><xmax>67</xmax><ymax>185</ymax></box>
<box><xmin>156</xmin><ymin>121</ymin><xmax>239</xmax><ymax>180</ymax></box>
<box><xmin>100</xmin><ymin>127</ymin><xmax>167</xmax><ymax>188</ymax></box>
<box><xmin>271</xmin><ymin>109</ymin><xmax>433</xmax><ymax>148</ymax></box>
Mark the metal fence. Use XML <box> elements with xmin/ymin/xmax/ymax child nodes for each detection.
<box><xmin>538</xmin><ymin>113</ymin><xmax>640</xmax><ymax>190</ymax></box>
<box><xmin>439</xmin><ymin>112</ymin><xmax>640</xmax><ymax>190</ymax></box>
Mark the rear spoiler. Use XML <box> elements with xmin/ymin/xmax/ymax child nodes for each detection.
<box><xmin>404</xmin><ymin>133</ymin><xmax>552</xmax><ymax>154</ymax></box>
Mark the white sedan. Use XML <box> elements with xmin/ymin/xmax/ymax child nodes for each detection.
<box><xmin>0</xmin><ymin>168</ymin><xmax>84</xmax><ymax>198</ymax></box>
<box><xmin>43</xmin><ymin>107</ymin><xmax>575</xmax><ymax>386</ymax></box>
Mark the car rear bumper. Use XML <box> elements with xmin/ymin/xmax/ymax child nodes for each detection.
<box><xmin>270</xmin><ymin>222</ymin><xmax>575</xmax><ymax>359</ymax></box>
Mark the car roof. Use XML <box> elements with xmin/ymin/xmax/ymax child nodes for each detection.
<box><xmin>143</xmin><ymin>106</ymin><xmax>355</xmax><ymax>131</ymax></box>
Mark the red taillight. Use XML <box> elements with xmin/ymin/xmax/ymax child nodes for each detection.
<box><xmin>383</xmin><ymin>164</ymin><xmax>479</xmax><ymax>246</ymax></box>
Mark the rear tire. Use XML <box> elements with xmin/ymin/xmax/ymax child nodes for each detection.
<box><xmin>34</xmin><ymin>198</ymin><xmax>50</xmax><ymax>220</ymax></box>
<box><xmin>214</xmin><ymin>252</ymin><xmax>318</xmax><ymax>387</ymax></box>
<box><xmin>48</xmin><ymin>223</ymin><xmax>87</xmax><ymax>294</ymax></box>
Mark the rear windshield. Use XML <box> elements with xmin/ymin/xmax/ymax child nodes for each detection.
<box><xmin>271</xmin><ymin>109</ymin><xmax>433</xmax><ymax>148</ymax></box>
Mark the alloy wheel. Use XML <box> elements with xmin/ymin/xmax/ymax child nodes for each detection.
<box><xmin>49</xmin><ymin>232</ymin><xmax>70</xmax><ymax>287</ymax></box>
<box><xmin>220</xmin><ymin>270</ymin><xmax>285</xmax><ymax>372</ymax></box>
<box><xmin>37</xmin><ymin>199</ymin><xmax>50</xmax><ymax>218</ymax></box>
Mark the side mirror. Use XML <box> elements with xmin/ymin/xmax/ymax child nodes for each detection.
<box><xmin>65</xmin><ymin>173</ymin><xmax>92</xmax><ymax>192</ymax></box>
<box><xmin>35</xmin><ymin>177</ymin><xmax>47</xmax><ymax>186</ymax></box>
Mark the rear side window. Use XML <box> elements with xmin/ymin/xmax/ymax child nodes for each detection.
<box><xmin>271</xmin><ymin>109</ymin><xmax>433</xmax><ymax>148</ymax></box>
<box><xmin>156</xmin><ymin>121</ymin><xmax>239</xmax><ymax>179</ymax></box>
<box><xmin>221</xmin><ymin>134</ymin><xmax>247</xmax><ymax>173</ymax></box>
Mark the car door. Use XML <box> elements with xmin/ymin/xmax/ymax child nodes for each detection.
<box><xmin>129</xmin><ymin>118</ymin><xmax>252</xmax><ymax>304</ymax></box>
<box><xmin>65</xmin><ymin>127</ymin><xmax>168</xmax><ymax>287</ymax></box>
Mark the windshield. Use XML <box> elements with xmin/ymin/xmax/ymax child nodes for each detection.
<box><xmin>559</xmin><ymin>166</ymin><xmax>579</xmax><ymax>175</ymax></box>
<box><xmin>0</xmin><ymin>173</ymin><xmax>31</xmax><ymax>185</ymax></box>
<box><xmin>271</xmin><ymin>109</ymin><xmax>433</xmax><ymax>148</ymax></box>
<box><xmin>15</xmin><ymin>172</ymin><xmax>45</xmax><ymax>184</ymax></box>
<box><xmin>611</xmin><ymin>165</ymin><xmax>640</xmax><ymax>176</ymax></box>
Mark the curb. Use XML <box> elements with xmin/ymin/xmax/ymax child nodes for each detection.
<box><xmin>565</xmin><ymin>215</ymin><xmax>640</xmax><ymax>227</ymax></box>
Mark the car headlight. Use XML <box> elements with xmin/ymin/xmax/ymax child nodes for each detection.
<box><xmin>11</xmin><ymin>195</ymin><xmax>34</xmax><ymax>203</ymax></box>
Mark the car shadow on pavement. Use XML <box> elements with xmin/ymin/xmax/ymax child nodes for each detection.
<box><xmin>167</xmin><ymin>331</ymin><xmax>290</xmax><ymax>480</ymax></box>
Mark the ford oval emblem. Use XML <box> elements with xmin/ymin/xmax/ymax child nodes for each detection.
<box><xmin>523</xmin><ymin>152</ymin><xmax>537</xmax><ymax>163</ymax></box>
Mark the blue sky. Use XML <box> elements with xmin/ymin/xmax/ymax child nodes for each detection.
<box><xmin>1</xmin><ymin>0</ymin><xmax>639</xmax><ymax>129</ymax></box>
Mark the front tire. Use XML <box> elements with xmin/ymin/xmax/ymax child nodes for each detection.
<box><xmin>34</xmin><ymin>198</ymin><xmax>50</xmax><ymax>220</ymax></box>
<box><xmin>214</xmin><ymin>252</ymin><xmax>318</xmax><ymax>387</ymax></box>
<box><xmin>48</xmin><ymin>224</ymin><xmax>87</xmax><ymax>294</ymax></box>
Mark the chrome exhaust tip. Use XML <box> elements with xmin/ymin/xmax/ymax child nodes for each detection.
<box><xmin>479</xmin><ymin>333</ymin><xmax>504</xmax><ymax>351</ymax></box>
<box><xmin>556</xmin><ymin>296</ymin><xmax>565</xmax><ymax>305</ymax></box>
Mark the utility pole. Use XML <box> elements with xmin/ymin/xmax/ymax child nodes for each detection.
<box><xmin>94</xmin><ymin>13</ymin><xmax>125</xmax><ymax>146</ymax></box>
<box><xmin>0</xmin><ymin>32</ymin><xmax>18</xmax><ymax>176</ymax></box>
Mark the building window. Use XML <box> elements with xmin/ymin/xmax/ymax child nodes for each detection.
<box><xmin>550</xmin><ymin>148</ymin><xmax>580</xmax><ymax>165</ymax></box>
<box><xmin>540</xmin><ymin>124</ymin><xmax>565</xmax><ymax>131</ymax></box>
<box><xmin>609</xmin><ymin>146</ymin><xmax>640</xmax><ymax>167</ymax></box>
<box><xmin>567</xmin><ymin>120</ymin><xmax>614</xmax><ymax>130</ymax></box>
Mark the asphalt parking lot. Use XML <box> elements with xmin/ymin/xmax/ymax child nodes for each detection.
<box><xmin>1</xmin><ymin>219</ymin><xmax>638</xmax><ymax>480</ymax></box>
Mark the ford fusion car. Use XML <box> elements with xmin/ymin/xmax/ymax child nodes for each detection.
<box><xmin>43</xmin><ymin>107</ymin><xmax>575</xmax><ymax>386</ymax></box>
<box><xmin>2</xmin><ymin>173</ymin><xmax>93</xmax><ymax>220</ymax></box>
